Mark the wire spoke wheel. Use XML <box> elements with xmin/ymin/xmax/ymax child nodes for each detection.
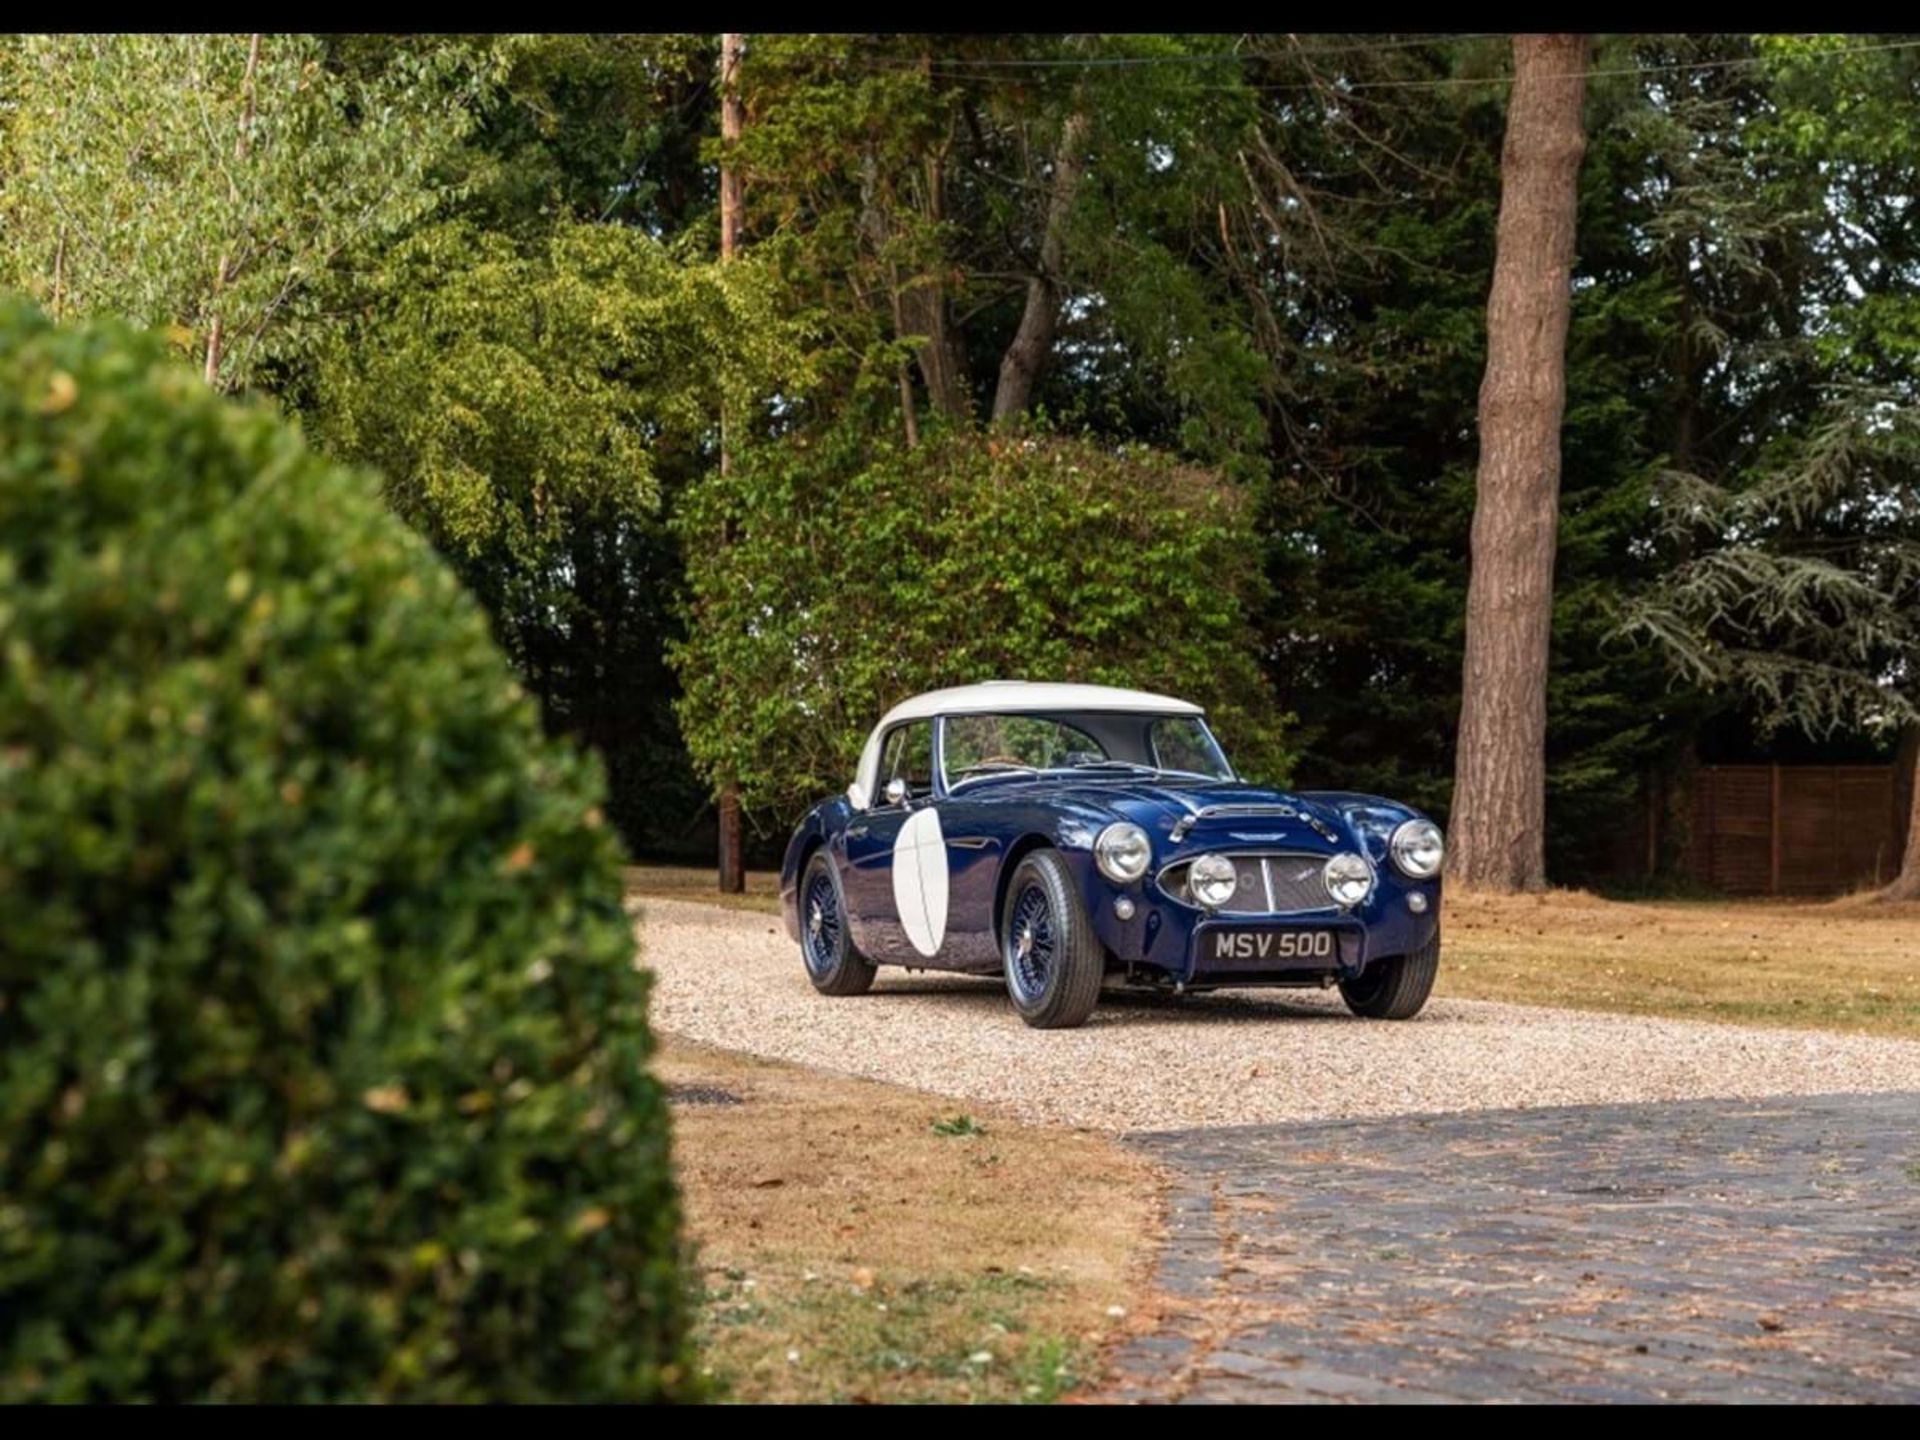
<box><xmin>998</xmin><ymin>850</ymin><xmax>1103</xmax><ymax>1029</ymax></box>
<box><xmin>801</xmin><ymin>868</ymin><xmax>842</xmax><ymax>979</ymax></box>
<box><xmin>1004</xmin><ymin>881</ymin><xmax>1059</xmax><ymax>1006</ymax></box>
<box><xmin>797</xmin><ymin>851</ymin><xmax>876</xmax><ymax>997</ymax></box>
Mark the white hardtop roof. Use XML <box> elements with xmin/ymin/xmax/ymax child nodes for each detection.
<box><xmin>877</xmin><ymin>680</ymin><xmax>1203</xmax><ymax>728</ymax></box>
<box><xmin>850</xmin><ymin>682</ymin><xmax>1204</xmax><ymax>808</ymax></box>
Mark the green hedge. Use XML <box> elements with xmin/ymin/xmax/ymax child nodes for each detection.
<box><xmin>0</xmin><ymin>302</ymin><xmax>694</xmax><ymax>1401</ymax></box>
<box><xmin>673</xmin><ymin>426</ymin><xmax>1297</xmax><ymax>822</ymax></box>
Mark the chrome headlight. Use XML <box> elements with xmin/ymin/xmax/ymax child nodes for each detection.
<box><xmin>1094</xmin><ymin>822</ymin><xmax>1151</xmax><ymax>883</ymax></box>
<box><xmin>1323</xmin><ymin>851</ymin><xmax>1374</xmax><ymax>908</ymax></box>
<box><xmin>1189</xmin><ymin>852</ymin><xmax>1238</xmax><ymax>909</ymax></box>
<box><xmin>1389</xmin><ymin>819</ymin><xmax>1445</xmax><ymax>879</ymax></box>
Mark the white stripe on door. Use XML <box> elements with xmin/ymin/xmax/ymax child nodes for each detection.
<box><xmin>892</xmin><ymin>806</ymin><xmax>950</xmax><ymax>957</ymax></box>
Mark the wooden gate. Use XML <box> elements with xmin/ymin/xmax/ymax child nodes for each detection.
<box><xmin>1683</xmin><ymin>764</ymin><xmax>1902</xmax><ymax>896</ymax></box>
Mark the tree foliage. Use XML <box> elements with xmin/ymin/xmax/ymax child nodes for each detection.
<box><xmin>0</xmin><ymin>34</ymin><xmax>489</xmax><ymax>390</ymax></box>
<box><xmin>8</xmin><ymin>30</ymin><xmax>1918</xmax><ymax>887</ymax></box>
<box><xmin>307</xmin><ymin>219</ymin><xmax>802</xmax><ymax>571</ymax></box>
<box><xmin>671</xmin><ymin>428</ymin><xmax>1295</xmax><ymax>822</ymax></box>
<box><xmin>303</xmin><ymin>216</ymin><xmax>808</xmax><ymax>851</ymax></box>
<box><xmin>1628</xmin><ymin>36</ymin><xmax>1920</xmax><ymax>743</ymax></box>
<box><xmin>730</xmin><ymin>33</ymin><xmax>1272</xmax><ymax>471</ymax></box>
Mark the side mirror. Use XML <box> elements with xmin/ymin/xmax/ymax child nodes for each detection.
<box><xmin>885</xmin><ymin>777</ymin><xmax>910</xmax><ymax>807</ymax></box>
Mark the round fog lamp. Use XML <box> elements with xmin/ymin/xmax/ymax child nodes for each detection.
<box><xmin>1323</xmin><ymin>851</ymin><xmax>1374</xmax><ymax>908</ymax></box>
<box><xmin>1190</xmin><ymin>852</ymin><xmax>1238</xmax><ymax>909</ymax></box>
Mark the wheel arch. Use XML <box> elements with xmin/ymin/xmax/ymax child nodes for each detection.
<box><xmin>993</xmin><ymin>832</ymin><xmax>1058</xmax><ymax>936</ymax></box>
<box><xmin>782</xmin><ymin>819</ymin><xmax>833</xmax><ymax>942</ymax></box>
<box><xmin>795</xmin><ymin>829</ymin><xmax>826</xmax><ymax>876</ymax></box>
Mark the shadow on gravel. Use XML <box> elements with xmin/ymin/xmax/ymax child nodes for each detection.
<box><xmin>859</xmin><ymin>975</ymin><xmax>1429</xmax><ymax>1027</ymax></box>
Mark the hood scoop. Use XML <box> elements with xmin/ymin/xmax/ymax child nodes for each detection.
<box><xmin>1169</xmin><ymin>802</ymin><xmax>1340</xmax><ymax>844</ymax></box>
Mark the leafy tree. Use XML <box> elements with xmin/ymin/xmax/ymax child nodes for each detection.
<box><xmin>308</xmin><ymin>219</ymin><xmax>797</xmax><ymax>568</ymax></box>
<box><xmin>671</xmin><ymin>427</ymin><xmax>1295</xmax><ymax>824</ymax></box>
<box><xmin>302</xmin><ymin>218</ymin><xmax>808</xmax><ymax>851</ymax></box>
<box><xmin>0</xmin><ymin>34</ymin><xmax>490</xmax><ymax>391</ymax></box>
<box><xmin>1258</xmin><ymin>34</ymin><xmax>1844</xmax><ymax>885</ymax></box>
<box><xmin>1628</xmin><ymin>35</ymin><xmax>1920</xmax><ymax>899</ymax></box>
<box><xmin>729</xmin><ymin>34</ymin><xmax>1271</xmax><ymax>473</ymax></box>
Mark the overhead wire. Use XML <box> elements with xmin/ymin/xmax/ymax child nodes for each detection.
<box><xmin>732</xmin><ymin>34</ymin><xmax>1920</xmax><ymax>95</ymax></box>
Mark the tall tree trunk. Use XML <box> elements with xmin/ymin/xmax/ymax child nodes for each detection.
<box><xmin>1883</xmin><ymin>724</ymin><xmax>1920</xmax><ymax>901</ymax></box>
<box><xmin>715</xmin><ymin>31</ymin><xmax>746</xmax><ymax>895</ymax></box>
<box><xmin>899</xmin><ymin>146</ymin><xmax>970</xmax><ymax>424</ymax></box>
<box><xmin>858</xmin><ymin>151</ymin><xmax>924</xmax><ymax>449</ymax></box>
<box><xmin>1448</xmin><ymin>33</ymin><xmax>1588</xmax><ymax>893</ymax></box>
<box><xmin>718</xmin><ymin>35</ymin><xmax>744</xmax><ymax>266</ymax></box>
<box><xmin>992</xmin><ymin>109</ymin><xmax>1089</xmax><ymax>424</ymax></box>
<box><xmin>900</xmin><ymin>281</ymin><xmax>968</xmax><ymax>421</ymax></box>
<box><xmin>894</xmin><ymin>358</ymin><xmax>921</xmax><ymax>448</ymax></box>
<box><xmin>204</xmin><ymin>32</ymin><xmax>262</xmax><ymax>390</ymax></box>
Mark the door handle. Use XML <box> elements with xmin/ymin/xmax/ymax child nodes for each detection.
<box><xmin>847</xmin><ymin>825</ymin><xmax>869</xmax><ymax>839</ymax></box>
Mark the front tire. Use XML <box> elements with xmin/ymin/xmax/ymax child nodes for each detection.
<box><xmin>799</xmin><ymin>851</ymin><xmax>876</xmax><ymax>996</ymax></box>
<box><xmin>1339</xmin><ymin>934</ymin><xmax>1439</xmax><ymax>1019</ymax></box>
<box><xmin>1000</xmin><ymin>849</ymin><xmax>1104</xmax><ymax>1030</ymax></box>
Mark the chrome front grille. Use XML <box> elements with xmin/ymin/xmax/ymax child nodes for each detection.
<box><xmin>1157</xmin><ymin>852</ymin><xmax>1330</xmax><ymax>915</ymax></box>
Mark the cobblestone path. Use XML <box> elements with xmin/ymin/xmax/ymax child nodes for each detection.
<box><xmin>1101</xmin><ymin>1093</ymin><xmax>1920</xmax><ymax>1403</ymax></box>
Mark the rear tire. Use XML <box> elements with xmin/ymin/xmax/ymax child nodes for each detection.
<box><xmin>798</xmin><ymin>851</ymin><xmax>876</xmax><ymax>996</ymax></box>
<box><xmin>1000</xmin><ymin>849</ymin><xmax>1104</xmax><ymax>1030</ymax></box>
<box><xmin>1339</xmin><ymin>934</ymin><xmax>1439</xmax><ymax>1020</ymax></box>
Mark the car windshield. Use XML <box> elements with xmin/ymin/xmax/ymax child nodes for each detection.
<box><xmin>1150</xmin><ymin>716</ymin><xmax>1234</xmax><ymax>780</ymax></box>
<box><xmin>939</xmin><ymin>711</ymin><xmax>1235</xmax><ymax>790</ymax></box>
<box><xmin>943</xmin><ymin>714</ymin><xmax>1105</xmax><ymax>783</ymax></box>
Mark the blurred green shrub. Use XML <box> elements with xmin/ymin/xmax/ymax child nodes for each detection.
<box><xmin>0</xmin><ymin>301</ymin><xmax>694</xmax><ymax>1401</ymax></box>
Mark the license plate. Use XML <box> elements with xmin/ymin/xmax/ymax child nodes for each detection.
<box><xmin>1204</xmin><ymin>928</ymin><xmax>1338</xmax><ymax>966</ymax></box>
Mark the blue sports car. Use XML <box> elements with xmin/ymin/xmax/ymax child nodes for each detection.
<box><xmin>779</xmin><ymin>682</ymin><xmax>1445</xmax><ymax>1029</ymax></box>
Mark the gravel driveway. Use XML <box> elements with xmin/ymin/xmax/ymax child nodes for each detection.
<box><xmin>640</xmin><ymin>898</ymin><xmax>1920</xmax><ymax>1132</ymax></box>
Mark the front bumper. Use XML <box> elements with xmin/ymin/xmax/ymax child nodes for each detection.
<box><xmin>1084</xmin><ymin>865</ymin><xmax>1440</xmax><ymax>986</ymax></box>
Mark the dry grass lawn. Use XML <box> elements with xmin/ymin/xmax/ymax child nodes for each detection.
<box><xmin>627</xmin><ymin>863</ymin><xmax>783</xmax><ymax>916</ymax></box>
<box><xmin>658</xmin><ymin>1039</ymin><xmax>1159</xmax><ymax>1404</ymax></box>
<box><xmin>629</xmin><ymin>864</ymin><xmax>1920</xmax><ymax>1039</ymax></box>
<box><xmin>1443</xmin><ymin>886</ymin><xmax>1920</xmax><ymax>1038</ymax></box>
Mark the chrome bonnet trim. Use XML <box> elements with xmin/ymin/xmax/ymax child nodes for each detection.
<box><xmin>1168</xmin><ymin>803</ymin><xmax>1339</xmax><ymax>844</ymax></box>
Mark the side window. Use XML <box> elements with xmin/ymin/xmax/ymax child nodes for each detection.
<box><xmin>877</xmin><ymin>720</ymin><xmax>935</xmax><ymax>801</ymax></box>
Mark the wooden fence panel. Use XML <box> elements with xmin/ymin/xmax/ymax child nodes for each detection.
<box><xmin>1779</xmin><ymin>767</ymin><xmax>1838</xmax><ymax>895</ymax></box>
<box><xmin>1837</xmin><ymin>769</ymin><xmax>1900</xmax><ymax>887</ymax></box>
<box><xmin>1688</xmin><ymin>764</ymin><xmax>1772</xmax><ymax>894</ymax></box>
<box><xmin>1683</xmin><ymin>763</ymin><xmax>1898</xmax><ymax>896</ymax></box>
